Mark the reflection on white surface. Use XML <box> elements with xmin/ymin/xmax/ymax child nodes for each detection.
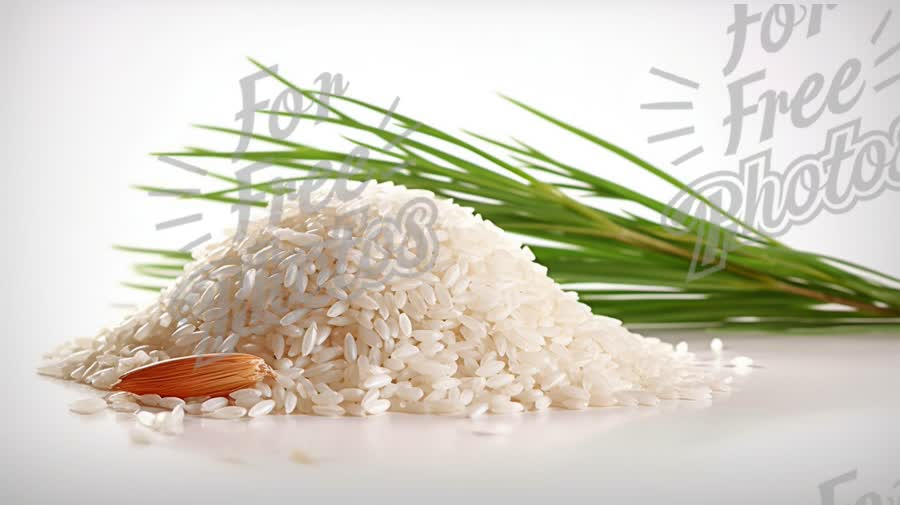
<box><xmin>38</xmin><ymin>349</ymin><xmax>747</xmax><ymax>470</ymax></box>
<box><xmin>123</xmin><ymin>399</ymin><xmax>710</xmax><ymax>468</ymax></box>
<box><xmin>11</xmin><ymin>335</ymin><xmax>900</xmax><ymax>505</ymax></box>
<box><xmin>38</xmin><ymin>348</ymin><xmax>750</xmax><ymax>471</ymax></box>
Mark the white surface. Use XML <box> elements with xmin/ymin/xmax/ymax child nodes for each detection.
<box><xmin>7</xmin><ymin>334</ymin><xmax>899</xmax><ymax>504</ymax></box>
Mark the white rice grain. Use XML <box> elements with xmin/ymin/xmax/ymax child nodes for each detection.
<box><xmin>201</xmin><ymin>397</ymin><xmax>229</xmax><ymax>413</ymax></box>
<box><xmin>364</xmin><ymin>399</ymin><xmax>391</xmax><ymax>415</ymax></box>
<box><xmin>248</xmin><ymin>399</ymin><xmax>276</xmax><ymax>418</ymax></box>
<box><xmin>69</xmin><ymin>397</ymin><xmax>107</xmax><ymax>415</ymax></box>
<box><xmin>209</xmin><ymin>406</ymin><xmax>247</xmax><ymax>419</ymax></box>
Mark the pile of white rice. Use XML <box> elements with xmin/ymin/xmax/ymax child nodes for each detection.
<box><xmin>42</xmin><ymin>182</ymin><xmax>731</xmax><ymax>424</ymax></box>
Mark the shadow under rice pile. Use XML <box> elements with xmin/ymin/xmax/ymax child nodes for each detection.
<box><xmin>41</xmin><ymin>182</ymin><xmax>733</xmax><ymax>427</ymax></box>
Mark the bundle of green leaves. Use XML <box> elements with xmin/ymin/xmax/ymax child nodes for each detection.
<box><xmin>126</xmin><ymin>59</ymin><xmax>900</xmax><ymax>333</ymax></box>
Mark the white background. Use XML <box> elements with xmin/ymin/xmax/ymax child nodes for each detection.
<box><xmin>2</xmin><ymin>1</ymin><xmax>898</xmax><ymax>504</ymax></box>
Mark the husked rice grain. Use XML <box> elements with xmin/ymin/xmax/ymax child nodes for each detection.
<box><xmin>136</xmin><ymin>411</ymin><xmax>155</xmax><ymax>427</ymax></box>
<box><xmin>209</xmin><ymin>406</ymin><xmax>247</xmax><ymax>419</ymax></box>
<box><xmin>138</xmin><ymin>394</ymin><xmax>162</xmax><ymax>407</ymax></box>
<box><xmin>201</xmin><ymin>397</ymin><xmax>228</xmax><ymax>413</ymax></box>
<box><xmin>69</xmin><ymin>397</ymin><xmax>107</xmax><ymax>415</ymax></box>
<box><xmin>249</xmin><ymin>399</ymin><xmax>276</xmax><ymax>418</ymax></box>
<box><xmin>159</xmin><ymin>397</ymin><xmax>185</xmax><ymax>410</ymax></box>
<box><xmin>229</xmin><ymin>388</ymin><xmax>262</xmax><ymax>402</ymax></box>
<box><xmin>364</xmin><ymin>399</ymin><xmax>391</xmax><ymax>415</ymax></box>
<box><xmin>312</xmin><ymin>405</ymin><xmax>345</xmax><ymax>417</ymax></box>
<box><xmin>110</xmin><ymin>401</ymin><xmax>141</xmax><ymax>414</ymax></box>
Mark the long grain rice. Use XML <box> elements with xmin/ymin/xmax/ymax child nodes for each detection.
<box><xmin>41</xmin><ymin>182</ymin><xmax>736</xmax><ymax>421</ymax></box>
